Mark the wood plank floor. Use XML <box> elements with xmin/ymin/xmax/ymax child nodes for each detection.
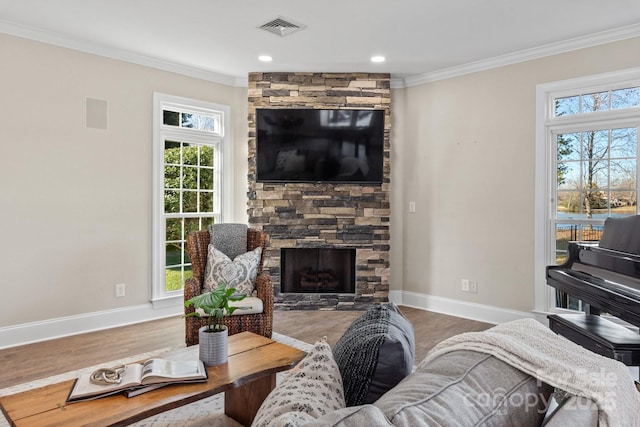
<box><xmin>0</xmin><ymin>306</ymin><xmax>491</xmax><ymax>389</ymax></box>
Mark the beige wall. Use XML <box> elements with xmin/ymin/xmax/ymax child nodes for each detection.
<box><xmin>0</xmin><ymin>34</ymin><xmax>248</xmax><ymax>326</ymax></box>
<box><xmin>391</xmin><ymin>36</ymin><xmax>640</xmax><ymax>312</ymax></box>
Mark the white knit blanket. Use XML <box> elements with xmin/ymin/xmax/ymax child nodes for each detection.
<box><xmin>422</xmin><ymin>318</ymin><xmax>640</xmax><ymax>427</ymax></box>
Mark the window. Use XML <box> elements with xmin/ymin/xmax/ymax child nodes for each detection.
<box><xmin>535</xmin><ymin>68</ymin><xmax>640</xmax><ymax>314</ymax></box>
<box><xmin>152</xmin><ymin>94</ymin><xmax>232</xmax><ymax>306</ymax></box>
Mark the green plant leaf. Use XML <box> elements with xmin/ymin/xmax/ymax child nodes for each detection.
<box><xmin>183</xmin><ymin>282</ymin><xmax>250</xmax><ymax>332</ymax></box>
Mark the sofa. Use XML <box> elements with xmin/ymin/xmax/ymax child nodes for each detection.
<box><xmin>251</xmin><ymin>304</ymin><xmax>640</xmax><ymax>427</ymax></box>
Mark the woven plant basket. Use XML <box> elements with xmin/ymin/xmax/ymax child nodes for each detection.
<box><xmin>199</xmin><ymin>326</ymin><xmax>228</xmax><ymax>366</ymax></box>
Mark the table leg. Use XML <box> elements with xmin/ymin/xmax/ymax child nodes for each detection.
<box><xmin>225</xmin><ymin>373</ymin><xmax>276</xmax><ymax>426</ymax></box>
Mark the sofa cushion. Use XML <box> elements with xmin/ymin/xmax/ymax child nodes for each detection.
<box><xmin>252</xmin><ymin>337</ymin><xmax>345</xmax><ymax>427</ymax></box>
<box><xmin>195</xmin><ymin>296</ymin><xmax>263</xmax><ymax>317</ymax></box>
<box><xmin>204</xmin><ymin>245</ymin><xmax>262</xmax><ymax>296</ymax></box>
<box><xmin>332</xmin><ymin>303</ymin><xmax>415</xmax><ymax>407</ymax></box>
<box><xmin>228</xmin><ymin>296</ymin><xmax>263</xmax><ymax>315</ymax></box>
<box><xmin>374</xmin><ymin>349</ymin><xmax>552</xmax><ymax>427</ymax></box>
<box><xmin>304</xmin><ymin>405</ymin><xmax>393</xmax><ymax>426</ymax></box>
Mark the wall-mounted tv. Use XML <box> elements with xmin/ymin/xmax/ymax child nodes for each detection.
<box><xmin>255</xmin><ymin>108</ymin><xmax>385</xmax><ymax>184</ymax></box>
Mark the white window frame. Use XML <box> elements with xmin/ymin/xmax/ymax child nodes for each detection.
<box><xmin>151</xmin><ymin>93</ymin><xmax>233</xmax><ymax>308</ymax></box>
<box><xmin>534</xmin><ymin>67</ymin><xmax>640</xmax><ymax>315</ymax></box>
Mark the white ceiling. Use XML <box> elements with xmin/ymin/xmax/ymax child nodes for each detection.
<box><xmin>1</xmin><ymin>0</ymin><xmax>639</xmax><ymax>87</ymax></box>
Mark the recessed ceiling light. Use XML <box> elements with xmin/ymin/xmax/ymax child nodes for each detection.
<box><xmin>371</xmin><ymin>56</ymin><xmax>386</xmax><ymax>63</ymax></box>
<box><xmin>258</xmin><ymin>55</ymin><xmax>273</xmax><ymax>62</ymax></box>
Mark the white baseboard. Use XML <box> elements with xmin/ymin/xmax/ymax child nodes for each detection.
<box><xmin>0</xmin><ymin>302</ymin><xmax>183</xmax><ymax>350</ymax></box>
<box><xmin>389</xmin><ymin>290</ymin><xmax>537</xmax><ymax>325</ymax></box>
<box><xmin>2</xmin><ymin>291</ymin><xmax>537</xmax><ymax>349</ymax></box>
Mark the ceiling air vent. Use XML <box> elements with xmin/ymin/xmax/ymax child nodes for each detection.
<box><xmin>259</xmin><ymin>17</ymin><xmax>306</xmax><ymax>37</ymax></box>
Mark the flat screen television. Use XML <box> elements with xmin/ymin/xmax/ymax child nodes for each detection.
<box><xmin>255</xmin><ymin>108</ymin><xmax>385</xmax><ymax>183</ymax></box>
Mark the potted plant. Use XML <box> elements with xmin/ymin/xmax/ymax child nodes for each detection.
<box><xmin>184</xmin><ymin>282</ymin><xmax>248</xmax><ymax>366</ymax></box>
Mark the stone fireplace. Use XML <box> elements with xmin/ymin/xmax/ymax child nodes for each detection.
<box><xmin>247</xmin><ymin>72</ymin><xmax>390</xmax><ymax>310</ymax></box>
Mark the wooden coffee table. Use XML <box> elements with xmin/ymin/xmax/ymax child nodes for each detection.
<box><xmin>0</xmin><ymin>332</ymin><xmax>306</xmax><ymax>427</ymax></box>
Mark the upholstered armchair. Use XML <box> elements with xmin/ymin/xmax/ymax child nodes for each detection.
<box><xmin>184</xmin><ymin>227</ymin><xmax>273</xmax><ymax>346</ymax></box>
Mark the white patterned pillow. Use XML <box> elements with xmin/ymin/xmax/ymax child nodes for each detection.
<box><xmin>252</xmin><ymin>337</ymin><xmax>345</xmax><ymax>427</ymax></box>
<box><xmin>204</xmin><ymin>245</ymin><xmax>262</xmax><ymax>296</ymax></box>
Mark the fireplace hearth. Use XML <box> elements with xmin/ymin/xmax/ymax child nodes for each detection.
<box><xmin>281</xmin><ymin>248</ymin><xmax>356</xmax><ymax>294</ymax></box>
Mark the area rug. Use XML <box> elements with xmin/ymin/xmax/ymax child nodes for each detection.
<box><xmin>0</xmin><ymin>332</ymin><xmax>312</xmax><ymax>427</ymax></box>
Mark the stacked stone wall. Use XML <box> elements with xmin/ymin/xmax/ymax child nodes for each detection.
<box><xmin>247</xmin><ymin>72</ymin><xmax>391</xmax><ymax>310</ymax></box>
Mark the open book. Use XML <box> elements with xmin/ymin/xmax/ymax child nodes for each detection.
<box><xmin>67</xmin><ymin>358</ymin><xmax>208</xmax><ymax>402</ymax></box>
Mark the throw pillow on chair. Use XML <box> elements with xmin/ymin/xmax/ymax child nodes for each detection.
<box><xmin>204</xmin><ymin>245</ymin><xmax>262</xmax><ymax>296</ymax></box>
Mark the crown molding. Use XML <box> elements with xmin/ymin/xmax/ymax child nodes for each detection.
<box><xmin>402</xmin><ymin>23</ymin><xmax>640</xmax><ymax>88</ymax></box>
<box><xmin>0</xmin><ymin>19</ymin><xmax>246</xmax><ymax>88</ymax></box>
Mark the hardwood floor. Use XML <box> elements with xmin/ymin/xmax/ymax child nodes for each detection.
<box><xmin>272</xmin><ymin>306</ymin><xmax>492</xmax><ymax>363</ymax></box>
<box><xmin>0</xmin><ymin>307</ymin><xmax>491</xmax><ymax>389</ymax></box>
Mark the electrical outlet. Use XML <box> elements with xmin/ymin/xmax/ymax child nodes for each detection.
<box><xmin>115</xmin><ymin>283</ymin><xmax>126</xmax><ymax>298</ymax></box>
<box><xmin>461</xmin><ymin>279</ymin><xmax>470</xmax><ymax>292</ymax></box>
<box><xmin>469</xmin><ymin>281</ymin><xmax>478</xmax><ymax>294</ymax></box>
<box><xmin>409</xmin><ymin>201</ymin><xmax>416</xmax><ymax>213</ymax></box>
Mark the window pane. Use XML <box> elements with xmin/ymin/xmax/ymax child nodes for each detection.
<box><xmin>554</xmin><ymin>223</ymin><xmax>604</xmax><ymax>264</ymax></box>
<box><xmin>200</xmin><ymin>146</ymin><xmax>214</xmax><ymax>167</ymax></box>
<box><xmin>555</xmin><ymin>96</ymin><xmax>579</xmax><ymax>116</ymax></box>
<box><xmin>200</xmin><ymin>168</ymin><xmax>213</xmax><ymax>190</ymax></box>
<box><xmin>185</xmin><ymin>217</ymin><xmax>200</xmax><ymax>235</ymax></box>
<box><xmin>611</xmin><ymin>127</ymin><xmax>637</xmax><ymax>158</ymax></box>
<box><xmin>203</xmin><ymin>217</ymin><xmax>215</xmax><ymax>228</ymax></box>
<box><xmin>199</xmin><ymin>115</ymin><xmax>219</xmax><ymax>132</ymax></box>
<box><xmin>558</xmin><ymin>161</ymin><xmax>581</xmax><ymax>190</ymax></box>
<box><xmin>200</xmin><ymin>192</ymin><xmax>213</xmax><ymax>212</ymax></box>
<box><xmin>181</xmin><ymin>112</ymin><xmax>219</xmax><ymax>132</ymax></box>
<box><xmin>611</xmin><ymin>87</ymin><xmax>640</xmax><ymax>109</ymax></box>
<box><xmin>182</xmin><ymin>167</ymin><xmax>198</xmax><ymax>190</ymax></box>
<box><xmin>164</xmin><ymin>140</ymin><xmax>181</xmax><ymax>164</ymax></box>
<box><xmin>166</xmin><ymin>242</ymin><xmax>182</xmax><ymax>267</ymax></box>
<box><xmin>587</xmin><ymin>160</ymin><xmax>609</xmax><ymax>189</ymax></box>
<box><xmin>611</xmin><ymin>159</ymin><xmax>636</xmax><ymax>189</ymax></box>
<box><xmin>557</xmin><ymin>133</ymin><xmax>581</xmax><ymax>161</ymax></box>
<box><xmin>166</xmin><ymin>218</ymin><xmax>182</xmax><ymax>241</ymax></box>
<box><xmin>580</xmin><ymin>224</ymin><xmax>603</xmax><ymax>241</ymax></box>
<box><xmin>583</xmin><ymin>130</ymin><xmax>608</xmax><ymax>160</ymax></box>
<box><xmin>581</xmin><ymin>92</ymin><xmax>609</xmax><ymax>113</ymax></box>
<box><xmin>181</xmin><ymin>113</ymin><xmax>195</xmax><ymax>128</ymax></box>
<box><xmin>554</xmin><ymin>224</ymin><xmax>575</xmax><ymax>264</ymax></box>
<box><xmin>164</xmin><ymin>165</ymin><xmax>180</xmax><ymax>189</ymax></box>
<box><xmin>182</xmin><ymin>191</ymin><xmax>198</xmax><ymax>212</ymax></box>
<box><xmin>183</xmin><ymin>144</ymin><xmax>198</xmax><ymax>166</ymax></box>
<box><xmin>163</xmin><ymin>110</ymin><xmax>180</xmax><ymax>126</ymax></box>
<box><xmin>611</xmin><ymin>192</ymin><xmax>636</xmax><ymax>210</ymax></box>
<box><xmin>165</xmin><ymin>267</ymin><xmax>183</xmax><ymax>291</ymax></box>
<box><xmin>164</xmin><ymin>190</ymin><xmax>180</xmax><ymax>213</ymax></box>
<box><xmin>557</xmin><ymin>190</ymin><xmax>580</xmax><ymax>215</ymax></box>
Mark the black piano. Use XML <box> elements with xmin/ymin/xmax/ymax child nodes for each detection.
<box><xmin>546</xmin><ymin>215</ymin><xmax>640</xmax><ymax>366</ymax></box>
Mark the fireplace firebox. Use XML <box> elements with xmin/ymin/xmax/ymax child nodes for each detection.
<box><xmin>281</xmin><ymin>248</ymin><xmax>356</xmax><ymax>294</ymax></box>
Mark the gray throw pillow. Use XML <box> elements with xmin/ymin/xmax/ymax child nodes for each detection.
<box><xmin>332</xmin><ymin>302</ymin><xmax>415</xmax><ymax>407</ymax></box>
<box><xmin>204</xmin><ymin>245</ymin><xmax>262</xmax><ymax>296</ymax></box>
